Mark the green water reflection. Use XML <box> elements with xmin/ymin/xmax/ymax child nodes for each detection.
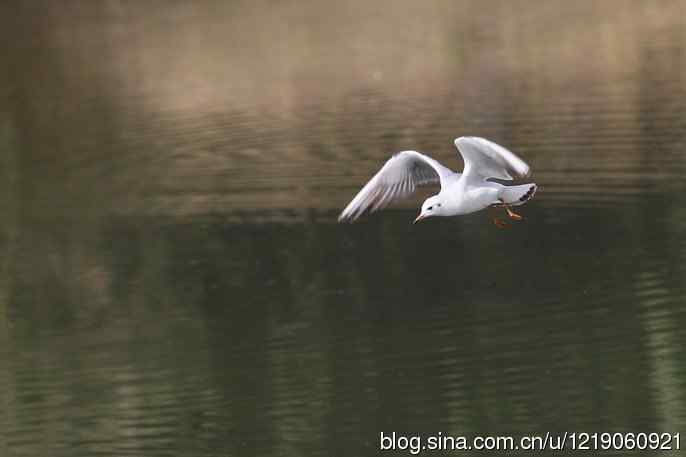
<box><xmin>2</xmin><ymin>1</ymin><xmax>686</xmax><ymax>456</ymax></box>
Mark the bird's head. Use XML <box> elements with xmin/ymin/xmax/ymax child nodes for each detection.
<box><xmin>414</xmin><ymin>195</ymin><xmax>444</xmax><ymax>224</ymax></box>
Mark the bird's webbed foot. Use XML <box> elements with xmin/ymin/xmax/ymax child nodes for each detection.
<box><xmin>506</xmin><ymin>207</ymin><xmax>523</xmax><ymax>221</ymax></box>
<box><xmin>492</xmin><ymin>218</ymin><xmax>508</xmax><ymax>229</ymax></box>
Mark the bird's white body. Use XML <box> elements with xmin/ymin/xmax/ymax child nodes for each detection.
<box><xmin>338</xmin><ymin>136</ymin><xmax>537</xmax><ymax>224</ymax></box>
<box><xmin>441</xmin><ymin>178</ymin><xmax>496</xmax><ymax>215</ymax></box>
<box><xmin>434</xmin><ymin>177</ymin><xmax>533</xmax><ymax>215</ymax></box>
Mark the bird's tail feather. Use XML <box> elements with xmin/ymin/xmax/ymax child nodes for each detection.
<box><xmin>498</xmin><ymin>183</ymin><xmax>537</xmax><ymax>206</ymax></box>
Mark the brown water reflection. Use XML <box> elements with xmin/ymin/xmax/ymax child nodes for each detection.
<box><xmin>2</xmin><ymin>1</ymin><xmax>686</xmax><ymax>456</ymax></box>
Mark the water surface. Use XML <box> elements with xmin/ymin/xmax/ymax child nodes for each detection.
<box><xmin>2</xmin><ymin>1</ymin><xmax>686</xmax><ymax>456</ymax></box>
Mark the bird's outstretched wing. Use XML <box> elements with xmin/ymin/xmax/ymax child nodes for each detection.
<box><xmin>338</xmin><ymin>150</ymin><xmax>453</xmax><ymax>223</ymax></box>
<box><xmin>454</xmin><ymin>136</ymin><xmax>530</xmax><ymax>182</ymax></box>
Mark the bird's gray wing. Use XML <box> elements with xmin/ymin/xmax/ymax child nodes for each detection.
<box><xmin>454</xmin><ymin>136</ymin><xmax>530</xmax><ymax>182</ymax></box>
<box><xmin>338</xmin><ymin>150</ymin><xmax>453</xmax><ymax>223</ymax></box>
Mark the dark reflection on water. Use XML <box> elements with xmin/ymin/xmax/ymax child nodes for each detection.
<box><xmin>2</xmin><ymin>1</ymin><xmax>686</xmax><ymax>456</ymax></box>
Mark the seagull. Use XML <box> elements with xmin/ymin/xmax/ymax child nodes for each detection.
<box><xmin>338</xmin><ymin>136</ymin><xmax>537</xmax><ymax>227</ymax></box>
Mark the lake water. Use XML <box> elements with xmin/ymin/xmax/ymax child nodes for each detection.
<box><xmin>2</xmin><ymin>1</ymin><xmax>686</xmax><ymax>456</ymax></box>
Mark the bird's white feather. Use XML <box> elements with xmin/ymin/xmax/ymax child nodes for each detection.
<box><xmin>454</xmin><ymin>136</ymin><xmax>530</xmax><ymax>181</ymax></box>
<box><xmin>338</xmin><ymin>150</ymin><xmax>453</xmax><ymax>222</ymax></box>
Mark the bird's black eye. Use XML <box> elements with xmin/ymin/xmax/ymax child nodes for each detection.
<box><xmin>427</xmin><ymin>206</ymin><xmax>433</xmax><ymax>211</ymax></box>
<box><xmin>437</xmin><ymin>203</ymin><xmax>441</xmax><ymax>207</ymax></box>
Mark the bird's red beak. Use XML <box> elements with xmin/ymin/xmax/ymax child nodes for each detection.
<box><xmin>413</xmin><ymin>213</ymin><xmax>427</xmax><ymax>224</ymax></box>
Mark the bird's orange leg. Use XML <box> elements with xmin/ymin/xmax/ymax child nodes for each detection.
<box><xmin>506</xmin><ymin>206</ymin><xmax>523</xmax><ymax>221</ymax></box>
<box><xmin>489</xmin><ymin>206</ymin><xmax>509</xmax><ymax>228</ymax></box>
<box><xmin>493</xmin><ymin>218</ymin><xmax>508</xmax><ymax>228</ymax></box>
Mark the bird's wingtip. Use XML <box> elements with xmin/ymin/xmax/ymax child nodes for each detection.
<box><xmin>454</xmin><ymin>136</ymin><xmax>478</xmax><ymax>148</ymax></box>
<box><xmin>516</xmin><ymin>163</ymin><xmax>532</xmax><ymax>179</ymax></box>
<box><xmin>337</xmin><ymin>212</ymin><xmax>352</xmax><ymax>223</ymax></box>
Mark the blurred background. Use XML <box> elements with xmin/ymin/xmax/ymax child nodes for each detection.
<box><xmin>1</xmin><ymin>1</ymin><xmax>685</xmax><ymax>456</ymax></box>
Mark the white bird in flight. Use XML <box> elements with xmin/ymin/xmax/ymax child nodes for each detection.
<box><xmin>338</xmin><ymin>136</ymin><xmax>537</xmax><ymax>227</ymax></box>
